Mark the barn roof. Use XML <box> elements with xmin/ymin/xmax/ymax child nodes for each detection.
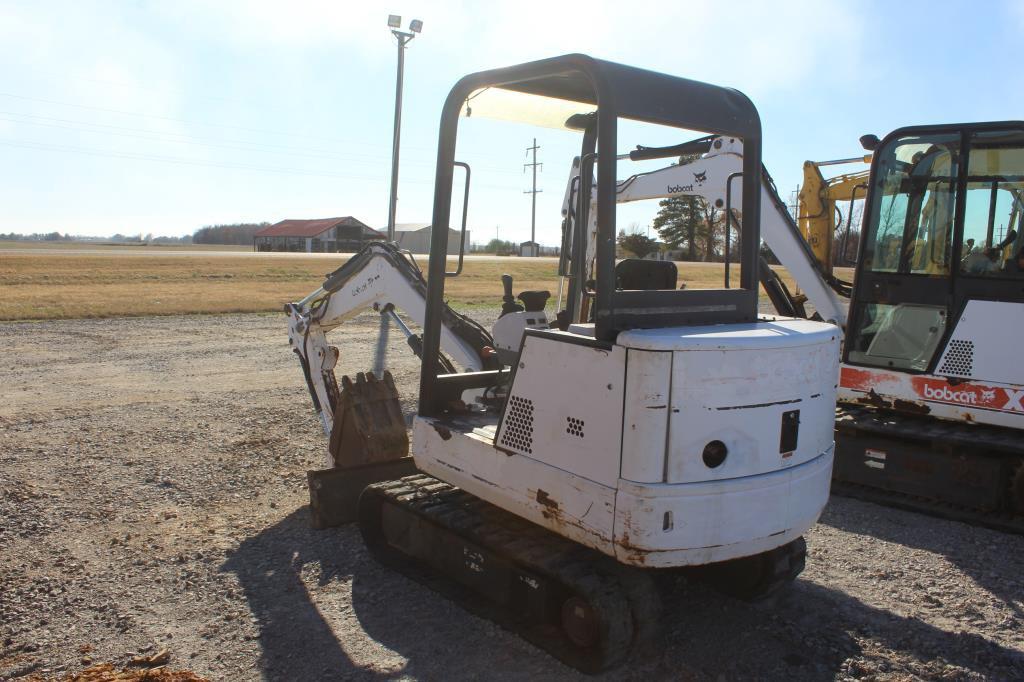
<box><xmin>254</xmin><ymin>217</ymin><xmax>380</xmax><ymax>238</ymax></box>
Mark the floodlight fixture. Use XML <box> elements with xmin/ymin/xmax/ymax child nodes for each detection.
<box><xmin>387</xmin><ymin>14</ymin><xmax>401</xmax><ymax>28</ymax></box>
<box><xmin>409</xmin><ymin>19</ymin><xmax>423</xmax><ymax>33</ymax></box>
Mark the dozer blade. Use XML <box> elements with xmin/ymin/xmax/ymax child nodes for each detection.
<box><xmin>308</xmin><ymin>371</ymin><xmax>416</xmax><ymax>529</ymax></box>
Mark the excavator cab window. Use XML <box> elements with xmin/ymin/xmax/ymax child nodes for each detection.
<box><xmin>861</xmin><ymin>133</ymin><xmax>959</xmax><ymax>276</ymax></box>
<box><xmin>959</xmin><ymin>131</ymin><xmax>1024</xmax><ymax>277</ymax></box>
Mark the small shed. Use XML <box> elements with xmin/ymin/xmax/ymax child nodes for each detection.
<box><xmin>519</xmin><ymin>240</ymin><xmax>540</xmax><ymax>257</ymax></box>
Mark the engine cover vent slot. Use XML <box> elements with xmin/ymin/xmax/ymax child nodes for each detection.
<box><xmin>566</xmin><ymin>416</ymin><xmax>585</xmax><ymax>438</ymax></box>
<box><xmin>939</xmin><ymin>339</ymin><xmax>974</xmax><ymax>377</ymax></box>
<box><xmin>501</xmin><ymin>395</ymin><xmax>534</xmax><ymax>454</ymax></box>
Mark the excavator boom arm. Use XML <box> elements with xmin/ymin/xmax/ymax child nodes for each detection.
<box><xmin>287</xmin><ymin>243</ymin><xmax>496</xmax><ymax>452</ymax></box>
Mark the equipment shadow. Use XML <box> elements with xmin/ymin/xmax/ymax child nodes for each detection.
<box><xmin>818</xmin><ymin>495</ymin><xmax>1024</xmax><ymax>617</ymax></box>
<box><xmin>222</xmin><ymin>507</ymin><xmax>1023</xmax><ymax>680</ymax></box>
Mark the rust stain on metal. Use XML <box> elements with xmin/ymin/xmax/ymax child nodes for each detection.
<box><xmin>535</xmin><ymin>489</ymin><xmax>558</xmax><ymax>510</ymax></box>
<box><xmin>893</xmin><ymin>398</ymin><xmax>930</xmax><ymax>415</ymax></box>
<box><xmin>432</xmin><ymin>423</ymin><xmax>452</xmax><ymax>440</ymax></box>
<box><xmin>860</xmin><ymin>389</ymin><xmax>891</xmax><ymax>409</ymax></box>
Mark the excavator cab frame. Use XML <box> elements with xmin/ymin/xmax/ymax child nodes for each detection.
<box><xmin>418</xmin><ymin>53</ymin><xmax>764</xmax><ymax>417</ymax></box>
<box><xmin>845</xmin><ymin>121</ymin><xmax>1024</xmax><ymax>375</ymax></box>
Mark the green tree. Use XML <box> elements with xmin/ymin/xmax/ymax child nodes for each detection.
<box><xmin>617</xmin><ymin>232</ymin><xmax>659</xmax><ymax>259</ymax></box>
<box><xmin>652</xmin><ymin>195</ymin><xmax>704</xmax><ymax>260</ymax></box>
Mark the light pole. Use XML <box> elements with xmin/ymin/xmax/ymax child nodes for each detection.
<box><xmin>386</xmin><ymin>15</ymin><xmax>422</xmax><ymax>242</ymax></box>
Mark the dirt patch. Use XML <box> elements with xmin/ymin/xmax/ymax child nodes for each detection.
<box><xmin>1</xmin><ymin>312</ymin><xmax>1022</xmax><ymax>680</ymax></box>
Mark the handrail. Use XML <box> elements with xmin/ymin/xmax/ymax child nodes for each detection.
<box><xmin>446</xmin><ymin>161</ymin><xmax>471</xmax><ymax>277</ymax></box>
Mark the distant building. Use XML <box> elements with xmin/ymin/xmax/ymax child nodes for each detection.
<box><xmin>519</xmin><ymin>240</ymin><xmax>540</xmax><ymax>257</ymax></box>
<box><xmin>253</xmin><ymin>217</ymin><xmax>383</xmax><ymax>252</ymax></box>
<box><xmin>391</xmin><ymin>223</ymin><xmax>469</xmax><ymax>255</ymax></box>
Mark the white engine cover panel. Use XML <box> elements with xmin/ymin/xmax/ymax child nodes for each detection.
<box><xmin>614</xmin><ymin>448</ymin><xmax>833</xmax><ymax>566</ymax></box>
<box><xmin>413</xmin><ymin>416</ymin><xmax>617</xmax><ymax>554</ymax></box>
<box><xmin>496</xmin><ymin>332</ymin><xmax>626</xmax><ymax>488</ymax></box>
<box><xmin>935</xmin><ymin>300</ymin><xmax>1024</xmax><ymax>385</ymax></box>
<box><xmin>618</xmin><ymin>318</ymin><xmax>841</xmax><ymax>483</ymax></box>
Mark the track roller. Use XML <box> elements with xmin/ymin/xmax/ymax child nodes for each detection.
<box><xmin>358</xmin><ymin>474</ymin><xmax>659</xmax><ymax>673</ymax></box>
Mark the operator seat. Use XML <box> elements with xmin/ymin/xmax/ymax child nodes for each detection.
<box><xmin>615</xmin><ymin>259</ymin><xmax>678</xmax><ymax>290</ymax></box>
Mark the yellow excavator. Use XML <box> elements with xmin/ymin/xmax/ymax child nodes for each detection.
<box><xmin>797</xmin><ymin>151</ymin><xmax>872</xmax><ymax>274</ymax></box>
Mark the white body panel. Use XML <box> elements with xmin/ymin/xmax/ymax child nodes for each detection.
<box><xmin>935</xmin><ymin>300</ymin><xmax>1024</xmax><ymax>385</ymax></box>
<box><xmin>491</xmin><ymin>310</ymin><xmax>550</xmax><ymax>363</ymax></box>
<box><xmin>617</xmin><ymin>319</ymin><xmax>839</xmax><ymax>483</ymax></box>
<box><xmin>495</xmin><ymin>336</ymin><xmax>626</xmax><ymax>487</ymax></box>
<box><xmin>839</xmin><ymin>300</ymin><xmax>1024</xmax><ymax>430</ymax></box>
<box><xmin>839</xmin><ymin>365</ymin><xmax>1024</xmax><ymax>429</ymax></box>
<box><xmin>415</xmin><ymin>317</ymin><xmax>840</xmax><ymax>567</ymax></box>
<box><xmin>414</xmin><ymin>417</ymin><xmax>617</xmax><ymax>553</ymax></box>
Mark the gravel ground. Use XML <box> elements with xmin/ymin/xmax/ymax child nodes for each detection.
<box><xmin>1</xmin><ymin>312</ymin><xmax>1023</xmax><ymax>681</ymax></box>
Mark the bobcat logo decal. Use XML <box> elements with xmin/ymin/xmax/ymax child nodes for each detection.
<box><xmin>693</xmin><ymin>171</ymin><xmax>707</xmax><ymax>186</ymax></box>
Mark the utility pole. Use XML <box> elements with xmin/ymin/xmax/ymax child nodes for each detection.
<box><xmin>523</xmin><ymin>138</ymin><xmax>542</xmax><ymax>255</ymax></box>
<box><xmin>386</xmin><ymin>15</ymin><xmax>423</xmax><ymax>242</ymax></box>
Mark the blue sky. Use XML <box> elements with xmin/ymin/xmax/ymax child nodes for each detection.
<box><xmin>1</xmin><ymin>0</ymin><xmax>1022</xmax><ymax>244</ymax></box>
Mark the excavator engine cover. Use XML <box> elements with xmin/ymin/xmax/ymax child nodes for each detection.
<box><xmin>308</xmin><ymin>371</ymin><xmax>416</xmax><ymax>529</ymax></box>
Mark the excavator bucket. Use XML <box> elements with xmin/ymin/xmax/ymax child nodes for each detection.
<box><xmin>329</xmin><ymin>371</ymin><xmax>409</xmax><ymax>466</ymax></box>
<box><xmin>308</xmin><ymin>371</ymin><xmax>416</xmax><ymax>528</ymax></box>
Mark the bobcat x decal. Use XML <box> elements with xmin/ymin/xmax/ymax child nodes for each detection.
<box><xmin>693</xmin><ymin>171</ymin><xmax>707</xmax><ymax>186</ymax></box>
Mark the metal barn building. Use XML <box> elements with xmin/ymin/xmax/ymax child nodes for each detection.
<box><xmin>253</xmin><ymin>217</ymin><xmax>383</xmax><ymax>253</ymax></box>
<box><xmin>392</xmin><ymin>223</ymin><xmax>469</xmax><ymax>255</ymax></box>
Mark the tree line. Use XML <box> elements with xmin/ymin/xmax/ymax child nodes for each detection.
<box><xmin>192</xmin><ymin>223</ymin><xmax>270</xmax><ymax>245</ymax></box>
<box><xmin>1</xmin><ymin>222</ymin><xmax>271</xmax><ymax>245</ymax></box>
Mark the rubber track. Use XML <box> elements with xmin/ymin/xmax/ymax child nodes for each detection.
<box><xmin>359</xmin><ymin>474</ymin><xmax>660</xmax><ymax>673</ymax></box>
<box><xmin>834</xmin><ymin>405</ymin><xmax>1024</xmax><ymax>534</ymax></box>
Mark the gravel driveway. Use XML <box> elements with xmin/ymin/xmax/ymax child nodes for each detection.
<box><xmin>1</xmin><ymin>313</ymin><xmax>1022</xmax><ymax>680</ymax></box>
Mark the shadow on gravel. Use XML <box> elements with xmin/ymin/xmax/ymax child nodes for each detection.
<box><xmin>792</xmin><ymin>581</ymin><xmax>1024</xmax><ymax>677</ymax></box>
<box><xmin>222</xmin><ymin>509</ymin><xmax>394</xmax><ymax>681</ymax></box>
<box><xmin>222</xmin><ymin>505</ymin><xmax>1023</xmax><ymax>680</ymax></box>
<box><xmin>819</xmin><ymin>497</ymin><xmax>1024</xmax><ymax>617</ymax></box>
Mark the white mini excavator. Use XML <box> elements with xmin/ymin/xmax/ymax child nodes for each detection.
<box><xmin>286</xmin><ymin>55</ymin><xmax>840</xmax><ymax>672</ymax></box>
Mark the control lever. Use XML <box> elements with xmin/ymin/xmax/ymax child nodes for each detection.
<box><xmin>499</xmin><ymin>274</ymin><xmax>524</xmax><ymax>317</ymax></box>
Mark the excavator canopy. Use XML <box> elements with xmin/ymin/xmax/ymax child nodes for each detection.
<box><xmin>420</xmin><ymin>54</ymin><xmax>765</xmax><ymax>415</ymax></box>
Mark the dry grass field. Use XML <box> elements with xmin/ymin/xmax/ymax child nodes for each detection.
<box><xmin>0</xmin><ymin>244</ymin><xmax>851</xmax><ymax>320</ymax></box>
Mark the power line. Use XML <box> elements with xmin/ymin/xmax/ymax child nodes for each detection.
<box><xmin>0</xmin><ymin>138</ymin><xmax>397</xmax><ymax>181</ymax></box>
<box><xmin>0</xmin><ymin>136</ymin><xmax>528</xmax><ymax>192</ymax></box>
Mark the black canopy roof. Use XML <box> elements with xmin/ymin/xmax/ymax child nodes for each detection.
<box><xmin>450</xmin><ymin>53</ymin><xmax>760</xmax><ymax>140</ymax></box>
